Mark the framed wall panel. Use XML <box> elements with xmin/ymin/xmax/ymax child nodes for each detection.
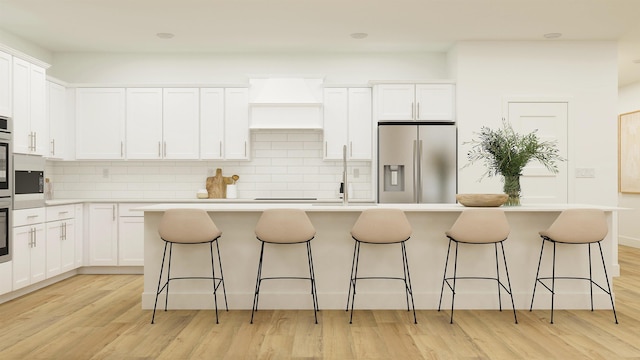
<box><xmin>619</xmin><ymin>110</ymin><xmax>640</xmax><ymax>193</ymax></box>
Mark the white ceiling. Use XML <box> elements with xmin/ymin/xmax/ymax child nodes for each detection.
<box><xmin>1</xmin><ymin>0</ymin><xmax>640</xmax><ymax>86</ymax></box>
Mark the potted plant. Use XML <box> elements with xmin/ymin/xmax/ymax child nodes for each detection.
<box><xmin>465</xmin><ymin>119</ymin><xmax>564</xmax><ymax>206</ymax></box>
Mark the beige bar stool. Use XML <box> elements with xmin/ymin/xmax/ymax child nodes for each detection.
<box><xmin>530</xmin><ymin>209</ymin><xmax>618</xmax><ymax>324</ymax></box>
<box><xmin>347</xmin><ymin>208</ymin><xmax>416</xmax><ymax>324</ymax></box>
<box><xmin>438</xmin><ymin>209</ymin><xmax>517</xmax><ymax>324</ymax></box>
<box><xmin>251</xmin><ymin>209</ymin><xmax>318</xmax><ymax>324</ymax></box>
<box><xmin>151</xmin><ymin>208</ymin><xmax>227</xmax><ymax>324</ymax></box>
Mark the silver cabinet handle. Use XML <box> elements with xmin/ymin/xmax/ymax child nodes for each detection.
<box><xmin>411</xmin><ymin>102</ymin><xmax>415</xmax><ymax>120</ymax></box>
<box><xmin>244</xmin><ymin>141</ymin><xmax>247</xmax><ymax>157</ymax></box>
<box><xmin>120</xmin><ymin>141</ymin><xmax>124</xmax><ymax>157</ymax></box>
<box><xmin>417</xmin><ymin>103</ymin><xmax>420</xmax><ymax>119</ymax></box>
<box><xmin>112</xmin><ymin>205</ymin><xmax>116</xmax><ymax>221</ymax></box>
<box><xmin>219</xmin><ymin>141</ymin><xmax>222</xmax><ymax>157</ymax></box>
<box><xmin>325</xmin><ymin>141</ymin><xmax>328</xmax><ymax>157</ymax></box>
<box><xmin>417</xmin><ymin>140</ymin><xmax>423</xmax><ymax>202</ymax></box>
<box><xmin>34</xmin><ymin>132</ymin><xmax>37</xmax><ymax>151</ymax></box>
<box><xmin>158</xmin><ymin>142</ymin><xmax>162</xmax><ymax>157</ymax></box>
<box><xmin>51</xmin><ymin>139</ymin><xmax>55</xmax><ymax>156</ymax></box>
<box><xmin>413</xmin><ymin>140</ymin><xmax>418</xmax><ymax>202</ymax></box>
<box><xmin>350</xmin><ymin>142</ymin><xmax>353</xmax><ymax>158</ymax></box>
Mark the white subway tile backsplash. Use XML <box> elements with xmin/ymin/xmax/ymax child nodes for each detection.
<box><xmin>47</xmin><ymin>130</ymin><xmax>373</xmax><ymax>200</ymax></box>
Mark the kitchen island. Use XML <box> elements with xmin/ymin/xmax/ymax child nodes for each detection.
<box><xmin>139</xmin><ymin>203</ymin><xmax>621</xmax><ymax>311</ymax></box>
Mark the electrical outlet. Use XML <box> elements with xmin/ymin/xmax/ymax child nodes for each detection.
<box><xmin>207</xmin><ymin>168</ymin><xmax>214</xmax><ymax>177</ymax></box>
<box><xmin>353</xmin><ymin>168</ymin><xmax>360</xmax><ymax>179</ymax></box>
<box><xmin>575</xmin><ymin>168</ymin><xmax>595</xmax><ymax>178</ymax></box>
<box><xmin>102</xmin><ymin>168</ymin><xmax>109</xmax><ymax>178</ymax></box>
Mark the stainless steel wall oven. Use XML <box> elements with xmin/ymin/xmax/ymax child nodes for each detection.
<box><xmin>0</xmin><ymin>115</ymin><xmax>11</xmax><ymax>264</ymax></box>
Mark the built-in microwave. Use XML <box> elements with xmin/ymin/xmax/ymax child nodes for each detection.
<box><xmin>13</xmin><ymin>154</ymin><xmax>45</xmax><ymax>210</ymax></box>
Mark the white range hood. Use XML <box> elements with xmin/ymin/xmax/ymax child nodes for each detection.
<box><xmin>249</xmin><ymin>78</ymin><xmax>323</xmax><ymax>129</ymax></box>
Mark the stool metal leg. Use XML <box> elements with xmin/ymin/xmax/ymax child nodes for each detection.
<box><xmin>530</xmin><ymin>239</ymin><xmax>546</xmax><ymax>311</ymax></box>
<box><xmin>450</xmin><ymin>241</ymin><xmax>459</xmax><ymax>324</ymax></box>
<box><xmin>165</xmin><ymin>243</ymin><xmax>174</xmax><ymax>312</ymax></box>
<box><xmin>588</xmin><ymin>243</ymin><xmax>594</xmax><ymax>311</ymax></box>
<box><xmin>346</xmin><ymin>240</ymin><xmax>358</xmax><ymax>312</ymax></box>
<box><xmin>209</xmin><ymin>242</ymin><xmax>219</xmax><ymax>324</ymax></box>
<box><xmin>551</xmin><ymin>242</ymin><xmax>556</xmax><ymax>324</ymax></box>
<box><xmin>215</xmin><ymin>239</ymin><xmax>228</xmax><ymax>312</ymax></box>
<box><xmin>348</xmin><ymin>241</ymin><xmax>361</xmax><ymax>324</ymax></box>
<box><xmin>151</xmin><ymin>241</ymin><xmax>169</xmax><ymax>324</ymax></box>
<box><xmin>401</xmin><ymin>241</ymin><xmax>417</xmax><ymax>324</ymax></box>
<box><xmin>597</xmin><ymin>242</ymin><xmax>619</xmax><ymax>324</ymax></box>
<box><xmin>306</xmin><ymin>241</ymin><xmax>319</xmax><ymax>324</ymax></box>
<box><xmin>494</xmin><ymin>243</ymin><xmax>502</xmax><ymax>311</ymax></box>
<box><xmin>499</xmin><ymin>242</ymin><xmax>518</xmax><ymax>324</ymax></box>
<box><xmin>438</xmin><ymin>239</ymin><xmax>453</xmax><ymax>312</ymax></box>
<box><xmin>250</xmin><ymin>241</ymin><xmax>266</xmax><ymax>324</ymax></box>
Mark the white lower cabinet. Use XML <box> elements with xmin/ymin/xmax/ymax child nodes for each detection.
<box><xmin>118</xmin><ymin>204</ymin><xmax>144</xmax><ymax>266</ymax></box>
<box><xmin>0</xmin><ymin>261</ymin><xmax>12</xmax><ymax>295</ymax></box>
<box><xmin>45</xmin><ymin>205</ymin><xmax>76</xmax><ymax>278</ymax></box>
<box><xmin>88</xmin><ymin>203</ymin><xmax>118</xmax><ymax>266</ymax></box>
<box><xmin>12</xmin><ymin>208</ymin><xmax>46</xmax><ymax>290</ymax></box>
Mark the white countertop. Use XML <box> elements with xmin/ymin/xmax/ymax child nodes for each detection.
<box><xmin>135</xmin><ymin>202</ymin><xmax>624</xmax><ymax>212</ymax></box>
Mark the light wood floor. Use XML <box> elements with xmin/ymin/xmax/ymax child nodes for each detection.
<box><xmin>1</xmin><ymin>246</ymin><xmax>640</xmax><ymax>359</ymax></box>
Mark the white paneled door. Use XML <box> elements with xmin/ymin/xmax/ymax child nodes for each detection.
<box><xmin>508</xmin><ymin>101</ymin><xmax>568</xmax><ymax>204</ymax></box>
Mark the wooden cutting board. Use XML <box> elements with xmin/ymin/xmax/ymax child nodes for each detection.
<box><xmin>206</xmin><ymin>168</ymin><xmax>239</xmax><ymax>198</ymax></box>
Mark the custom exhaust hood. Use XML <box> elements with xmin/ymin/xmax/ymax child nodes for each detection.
<box><xmin>249</xmin><ymin>78</ymin><xmax>323</xmax><ymax>129</ymax></box>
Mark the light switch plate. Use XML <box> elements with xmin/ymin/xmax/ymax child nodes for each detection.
<box><xmin>575</xmin><ymin>168</ymin><xmax>595</xmax><ymax>178</ymax></box>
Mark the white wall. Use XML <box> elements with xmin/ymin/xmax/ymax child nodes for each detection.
<box><xmin>618</xmin><ymin>82</ymin><xmax>640</xmax><ymax>247</ymax></box>
<box><xmin>0</xmin><ymin>28</ymin><xmax>53</xmax><ymax>65</ymax></box>
<box><xmin>49</xmin><ymin>52</ymin><xmax>448</xmax><ymax>85</ymax></box>
<box><xmin>453</xmin><ymin>41</ymin><xmax>619</xmax><ymax>206</ymax></box>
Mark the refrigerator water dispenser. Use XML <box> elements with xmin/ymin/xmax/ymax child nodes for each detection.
<box><xmin>383</xmin><ymin>165</ymin><xmax>404</xmax><ymax>191</ymax></box>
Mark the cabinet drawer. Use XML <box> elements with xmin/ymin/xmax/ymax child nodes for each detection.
<box><xmin>46</xmin><ymin>204</ymin><xmax>76</xmax><ymax>222</ymax></box>
<box><xmin>13</xmin><ymin>208</ymin><xmax>46</xmax><ymax>227</ymax></box>
<box><xmin>118</xmin><ymin>203</ymin><xmax>148</xmax><ymax>217</ymax></box>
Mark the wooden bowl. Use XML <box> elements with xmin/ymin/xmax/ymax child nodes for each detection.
<box><xmin>456</xmin><ymin>193</ymin><xmax>508</xmax><ymax>207</ymax></box>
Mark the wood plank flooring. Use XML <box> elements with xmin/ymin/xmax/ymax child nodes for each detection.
<box><xmin>1</xmin><ymin>246</ymin><xmax>640</xmax><ymax>359</ymax></box>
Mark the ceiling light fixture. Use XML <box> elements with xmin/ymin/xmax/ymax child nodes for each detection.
<box><xmin>350</xmin><ymin>33</ymin><xmax>368</xmax><ymax>40</ymax></box>
<box><xmin>156</xmin><ymin>32</ymin><xmax>175</xmax><ymax>39</ymax></box>
<box><xmin>543</xmin><ymin>33</ymin><xmax>562</xmax><ymax>39</ymax></box>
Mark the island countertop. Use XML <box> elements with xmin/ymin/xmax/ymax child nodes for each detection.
<box><xmin>140</xmin><ymin>203</ymin><xmax>621</xmax><ymax>312</ymax></box>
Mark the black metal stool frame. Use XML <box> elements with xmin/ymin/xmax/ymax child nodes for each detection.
<box><xmin>346</xmin><ymin>238</ymin><xmax>417</xmax><ymax>324</ymax></box>
<box><xmin>250</xmin><ymin>238</ymin><xmax>319</xmax><ymax>324</ymax></box>
<box><xmin>437</xmin><ymin>237</ymin><xmax>518</xmax><ymax>324</ymax></box>
<box><xmin>529</xmin><ymin>237</ymin><xmax>618</xmax><ymax>324</ymax></box>
<box><xmin>151</xmin><ymin>236</ymin><xmax>228</xmax><ymax>324</ymax></box>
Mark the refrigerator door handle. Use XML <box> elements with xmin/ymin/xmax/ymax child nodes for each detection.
<box><xmin>417</xmin><ymin>140</ymin><xmax>423</xmax><ymax>203</ymax></box>
<box><xmin>413</xmin><ymin>140</ymin><xmax>418</xmax><ymax>202</ymax></box>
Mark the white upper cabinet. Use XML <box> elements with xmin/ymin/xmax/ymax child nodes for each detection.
<box><xmin>224</xmin><ymin>88</ymin><xmax>250</xmax><ymax>160</ymax></box>
<box><xmin>125</xmin><ymin>88</ymin><xmax>163</xmax><ymax>159</ymax></box>
<box><xmin>376</xmin><ymin>83</ymin><xmax>455</xmax><ymax>122</ymax></box>
<box><xmin>46</xmin><ymin>81</ymin><xmax>69</xmax><ymax>159</ymax></box>
<box><xmin>76</xmin><ymin>88</ymin><xmax>126</xmax><ymax>159</ymax></box>
<box><xmin>0</xmin><ymin>51</ymin><xmax>11</xmax><ymax>117</ymax></box>
<box><xmin>162</xmin><ymin>88</ymin><xmax>200</xmax><ymax>159</ymax></box>
<box><xmin>127</xmin><ymin>88</ymin><xmax>199</xmax><ymax>160</ymax></box>
<box><xmin>13</xmin><ymin>57</ymin><xmax>47</xmax><ymax>155</ymax></box>
<box><xmin>323</xmin><ymin>87</ymin><xmax>372</xmax><ymax>160</ymax></box>
<box><xmin>200</xmin><ymin>88</ymin><xmax>225</xmax><ymax>160</ymax></box>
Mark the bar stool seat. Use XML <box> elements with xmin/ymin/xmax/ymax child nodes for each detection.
<box><xmin>347</xmin><ymin>208</ymin><xmax>416</xmax><ymax>324</ymax></box>
<box><xmin>251</xmin><ymin>209</ymin><xmax>319</xmax><ymax>324</ymax></box>
<box><xmin>151</xmin><ymin>208</ymin><xmax>227</xmax><ymax>324</ymax></box>
<box><xmin>530</xmin><ymin>209</ymin><xmax>618</xmax><ymax>324</ymax></box>
<box><xmin>438</xmin><ymin>209</ymin><xmax>517</xmax><ymax>324</ymax></box>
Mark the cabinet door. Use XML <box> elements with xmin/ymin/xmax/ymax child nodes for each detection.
<box><xmin>376</xmin><ymin>84</ymin><xmax>415</xmax><ymax>121</ymax></box>
<box><xmin>224</xmin><ymin>88</ymin><xmax>249</xmax><ymax>160</ymax></box>
<box><xmin>126</xmin><ymin>88</ymin><xmax>163</xmax><ymax>159</ymax></box>
<box><xmin>30</xmin><ymin>224</ymin><xmax>46</xmax><ymax>283</ymax></box>
<box><xmin>74</xmin><ymin>204</ymin><xmax>83</xmax><ymax>268</ymax></box>
<box><xmin>200</xmin><ymin>88</ymin><xmax>225</xmax><ymax>159</ymax></box>
<box><xmin>0</xmin><ymin>51</ymin><xmax>11</xmax><ymax>117</ymax></box>
<box><xmin>76</xmin><ymin>88</ymin><xmax>126</xmax><ymax>159</ymax></box>
<box><xmin>323</xmin><ymin>88</ymin><xmax>348</xmax><ymax>160</ymax></box>
<box><xmin>347</xmin><ymin>88</ymin><xmax>372</xmax><ymax>160</ymax></box>
<box><xmin>12</xmin><ymin>57</ymin><xmax>30</xmax><ymax>154</ymax></box>
<box><xmin>415</xmin><ymin>84</ymin><xmax>455</xmax><ymax>121</ymax></box>
<box><xmin>118</xmin><ymin>217</ymin><xmax>144</xmax><ymax>266</ymax></box>
<box><xmin>88</xmin><ymin>203</ymin><xmax>118</xmax><ymax>266</ymax></box>
<box><xmin>47</xmin><ymin>81</ymin><xmax>68</xmax><ymax>159</ymax></box>
<box><xmin>12</xmin><ymin>225</ymin><xmax>31</xmax><ymax>290</ymax></box>
<box><xmin>0</xmin><ymin>261</ymin><xmax>12</xmax><ymax>295</ymax></box>
<box><xmin>29</xmin><ymin>64</ymin><xmax>47</xmax><ymax>156</ymax></box>
<box><xmin>46</xmin><ymin>220</ymin><xmax>62</xmax><ymax>278</ymax></box>
<box><xmin>60</xmin><ymin>220</ymin><xmax>76</xmax><ymax>273</ymax></box>
<box><xmin>163</xmin><ymin>88</ymin><xmax>199</xmax><ymax>159</ymax></box>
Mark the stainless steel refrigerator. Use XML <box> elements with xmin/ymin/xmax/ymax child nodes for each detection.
<box><xmin>378</xmin><ymin>122</ymin><xmax>457</xmax><ymax>203</ymax></box>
